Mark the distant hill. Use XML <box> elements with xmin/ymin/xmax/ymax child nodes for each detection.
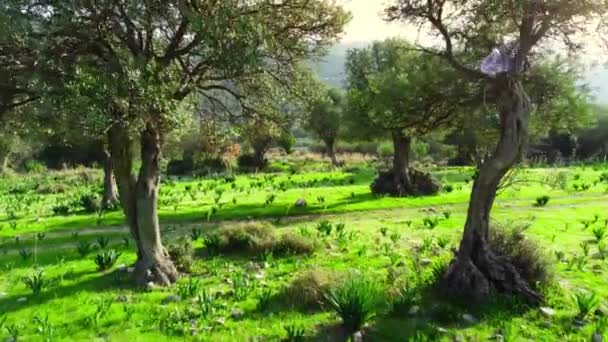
<box><xmin>312</xmin><ymin>42</ymin><xmax>608</xmax><ymax>104</ymax></box>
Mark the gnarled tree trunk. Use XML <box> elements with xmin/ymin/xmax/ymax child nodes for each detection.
<box><xmin>392</xmin><ymin>130</ymin><xmax>411</xmax><ymax>196</ymax></box>
<box><xmin>109</xmin><ymin>122</ymin><xmax>178</xmax><ymax>286</ymax></box>
<box><xmin>442</xmin><ymin>79</ymin><xmax>542</xmax><ymax>305</ymax></box>
<box><xmin>101</xmin><ymin>146</ymin><xmax>118</xmax><ymax>208</ymax></box>
<box><xmin>324</xmin><ymin>138</ymin><xmax>342</xmax><ymax>167</ymax></box>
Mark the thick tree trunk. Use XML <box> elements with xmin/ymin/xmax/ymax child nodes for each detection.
<box><xmin>101</xmin><ymin>147</ymin><xmax>118</xmax><ymax>208</ymax></box>
<box><xmin>325</xmin><ymin>138</ymin><xmax>342</xmax><ymax>167</ymax></box>
<box><xmin>392</xmin><ymin>131</ymin><xmax>411</xmax><ymax>196</ymax></box>
<box><xmin>442</xmin><ymin>79</ymin><xmax>542</xmax><ymax>305</ymax></box>
<box><xmin>0</xmin><ymin>151</ymin><xmax>8</xmax><ymax>174</ymax></box>
<box><xmin>109</xmin><ymin>122</ymin><xmax>178</xmax><ymax>286</ymax></box>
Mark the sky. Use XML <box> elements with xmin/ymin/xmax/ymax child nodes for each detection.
<box><xmin>339</xmin><ymin>0</ymin><xmax>412</xmax><ymax>43</ymax></box>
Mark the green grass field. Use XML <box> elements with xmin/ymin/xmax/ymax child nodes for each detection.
<box><xmin>1</xmin><ymin>164</ymin><xmax>608</xmax><ymax>341</ymax></box>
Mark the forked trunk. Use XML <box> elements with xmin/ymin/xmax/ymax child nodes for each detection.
<box><xmin>102</xmin><ymin>146</ymin><xmax>118</xmax><ymax>208</ymax></box>
<box><xmin>109</xmin><ymin>122</ymin><xmax>178</xmax><ymax>286</ymax></box>
<box><xmin>325</xmin><ymin>138</ymin><xmax>342</xmax><ymax>167</ymax></box>
<box><xmin>392</xmin><ymin>131</ymin><xmax>411</xmax><ymax>196</ymax></box>
<box><xmin>442</xmin><ymin>79</ymin><xmax>542</xmax><ymax>304</ymax></box>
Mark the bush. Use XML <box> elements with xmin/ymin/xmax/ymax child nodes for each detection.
<box><xmin>371</xmin><ymin>169</ymin><xmax>441</xmax><ymax>197</ymax></box>
<box><xmin>167</xmin><ymin>238</ymin><xmax>193</xmax><ymax>273</ymax></box>
<box><xmin>277</xmin><ymin>133</ymin><xmax>296</xmax><ymax>155</ymax></box>
<box><xmin>489</xmin><ymin>224</ymin><xmax>552</xmax><ymax>286</ymax></box>
<box><xmin>22</xmin><ymin>271</ymin><xmax>49</xmax><ymax>296</ymax></box>
<box><xmin>167</xmin><ymin>158</ymin><xmax>194</xmax><ymax>176</ymax></box>
<box><xmin>35</xmin><ymin>182</ymin><xmax>71</xmax><ymax>194</ymax></box>
<box><xmin>534</xmin><ymin>195</ymin><xmax>550</xmax><ymax>207</ymax></box>
<box><xmin>201</xmin><ymin>222</ymin><xmax>315</xmax><ymax>256</ymax></box>
<box><xmin>574</xmin><ymin>291</ymin><xmax>600</xmax><ymax>320</ymax></box>
<box><xmin>52</xmin><ymin>204</ymin><xmax>71</xmax><ymax>216</ymax></box>
<box><xmin>24</xmin><ymin>160</ymin><xmax>46</xmax><ymax>173</ymax></box>
<box><xmin>325</xmin><ymin>275</ymin><xmax>382</xmax><ymax>333</ymax></box>
<box><xmin>237</xmin><ymin>154</ymin><xmax>267</xmax><ymax>171</ymax></box>
<box><xmin>279</xmin><ymin>268</ymin><xmax>340</xmax><ymax>310</ymax></box>
<box><xmin>94</xmin><ymin>249</ymin><xmax>121</xmax><ymax>271</ymax></box>
<box><xmin>80</xmin><ymin>193</ymin><xmax>102</xmax><ymax>213</ymax></box>
<box><xmin>274</xmin><ymin>232</ymin><xmax>316</xmax><ymax>255</ymax></box>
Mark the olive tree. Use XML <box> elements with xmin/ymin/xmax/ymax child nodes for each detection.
<box><xmin>305</xmin><ymin>86</ymin><xmax>345</xmax><ymax>167</ymax></box>
<box><xmin>14</xmin><ymin>0</ymin><xmax>348</xmax><ymax>286</ymax></box>
<box><xmin>345</xmin><ymin>39</ymin><xmax>475</xmax><ymax>195</ymax></box>
<box><xmin>387</xmin><ymin>0</ymin><xmax>607</xmax><ymax>303</ymax></box>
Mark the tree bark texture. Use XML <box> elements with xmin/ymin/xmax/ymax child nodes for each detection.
<box><xmin>101</xmin><ymin>146</ymin><xmax>118</xmax><ymax>208</ymax></box>
<box><xmin>325</xmin><ymin>138</ymin><xmax>342</xmax><ymax>167</ymax></box>
<box><xmin>442</xmin><ymin>79</ymin><xmax>542</xmax><ymax>305</ymax></box>
<box><xmin>0</xmin><ymin>151</ymin><xmax>8</xmax><ymax>174</ymax></box>
<box><xmin>392</xmin><ymin>131</ymin><xmax>411</xmax><ymax>196</ymax></box>
<box><xmin>108</xmin><ymin>122</ymin><xmax>178</xmax><ymax>286</ymax></box>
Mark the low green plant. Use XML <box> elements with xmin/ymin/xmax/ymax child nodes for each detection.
<box><xmin>315</xmin><ymin>220</ymin><xmax>333</xmax><ymax>237</ymax></box>
<box><xmin>422</xmin><ymin>217</ymin><xmax>439</xmax><ymax>229</ymax></box>
<box><xmin>324</xmin><ymin>275</ymin><xmax>381</xmax><ymax>333</ymax></box>
<box><xmin>258</xmin><ymin>288</ymin><xmax>273</xmax><ymax>311</ymax></box>
<box><xmin>87</xmin><ymin>297</ymin><xmax>114</xmax><ymax>328</ymax></box>
<box><xmin>379</xmin><ymin>226</ymin><xmax>388</xmax><ymax>237</ymax></box>
<box><xmin>284</xmin><ymin>324</ymin><xmax>306</xmax><ymax>342</ymax></box>
<box><xmin>33</xmin><ymin>314</ymin><xmax>55</xmax><ymax>342</ymax></box>
<box><xmin>76</xmin><ymin>241</ymin><xmax>93</xmax><ymax>257</ymax></box>
<box><xmin>389</xmin><ymin>231</ymin><xmax>401</xmax><ymax>245</ymax></box>
<box><xmin>574</xmin><ymin>291</ymin><xmax>600</xmax><ymax>320</ymax></box>
<box><xmin>554</xmin><ymin>250</ymin><xmax>565</xmax><ymax>262</ymax></box>
<box><xmin>593</xmin><ymin>226</ymin><xmax>607</xmax><ymax>242</ymax></box>
<box><xmin>391</xmin><ymin>283</ymin><xmax>418</xmax><ymax>316</ymax></box>
<box><xmin>190</xmin><ymin>227</ymin><xmax>203</xmax><ymax>241</ymax></box>
<box><xmin>176</xmin><ymin>278</ymin><xmax>201</xmax><ymax>299</ymax></box>
<box><xmin>534</xmin><ymin>195</ymin><xmax>550</xmax><ymax>207</ymax></box>
<box><xmin>420</xmin><ymin>237</ymin><xmax>433</xmax><ymax>253</ymax></box>
<box><xmin>93</xmin><ymin>249</ymin><xmax>121</xmax><ymax>271</ymax></box>
<box><xmin>19</xmin><ymin>248</ymin><xmax>32</xmax><ymax>260</ymax></box>
<box><xmin>5</xmin><ymin>323</ymin><xmax>20</xmax><ymax>341</ymax></box>
<box><xmin>96</xmin><ymin>236</ymin><xmax>110</xmax><ymax>249</ymax></box>
<box><xmin>196</xmin><ymin>289</ymin><xmax>216</xmax><ymax>319</ymax></box>
<box><xmin>581</xmin><ymin>241</ymin><xmax>591</xmax><ymax>257</ymax></box>
<box><xmin>436</xmin><ymin>236</ymin><xmax>451</xmax><ymax>249</ymax></box>
<box><xmin>22</xmin><ymin>271</ymin><xmax>49</xmax><ymax>296</ymax></box>
<box><xmin>232</xmin><ymin>273</ymin><xmax>252</xmax><ymax>301</ymax></box>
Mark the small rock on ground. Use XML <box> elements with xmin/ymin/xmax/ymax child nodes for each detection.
<box><xmin>540</xmin><ymin>307</ymin><xmax>555</xmax><ymax>317</ymax></box>
<box><xmin>162</xmin><ymin>295</ymin><xmax>182</xmax><ymax>304</ymax></box>
<box><xmin>231</xmin><ymin>309</ymin><xmax>244</xmax><ymax>320</ymax></box>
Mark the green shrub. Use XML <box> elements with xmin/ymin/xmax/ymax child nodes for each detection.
<box><xmin>96</xmin><ymin>236</ymin><xmax>110</xmax><ymax>249</ymax></box>
<box><xmin>201</xmin><ymin>222</ymin><xmax>314</xmax><ymax>257</ymax></box>
<box><xmin>80</xmin><ymin>194</ymin><xmax>101</xmax><ymax>213</ymax></box>
<box><xmin>315</xmin><ymin>220</ymin><xmax>333</xmax><ymax>237</ymax></box>
<box><xmin>574</xmin><ymin>291</ymin><xmax>600</xmax><ymax>320</ymax></box>
<box><xmin>489</xmin><ymin>224</ymin><xmax>552</xmax><ymax>286</ymax></box>
<box><xmin>35</xmin><ymin>183</ymin><xmax>71</xmax><ymax>194</ymax></box>
<box><xmin>19</xmin><ymin>248</ymin><xmax>32</xmax><ymax>260</ymax></box>
<box><xmin>592</xmin><ymin>226</ymin><xmax>607</xmax><ymax>242</ymax></box>
<box><xmin>390</xmin><ymin>283</ymin><xmax>419</xmax><ymax>317</ymax></box>
<box><xmin>279</xmin><ymin>268</ymin><xmax>340</xmax><ymax>310</ymax></box>
<box><xmin>176</xmin><ymin>278</ymin><xmax>201</xmax><ymax>299</ymax></box>
<box><xmin>22</xmin><ymin>271</ymin><xmax>49</xmax><ymax>296</ymax></box>
<box><xmin>167</xmin><ymin>238</ymin><xmax>193</xmax><ymax>273</ymax></box>
<box><xmin>52</xmin><ymin>204</ymin><xmax>71</xmax><ymax>216</ymax></box>
<box><xmin>284</xmin><ymin>324</ymin><xmax>306</xmax><ymax>342</ymax></box>
<box><xmin>534</xmin><ymin>195</ymin><xmax>550</xmax><ymax>207</ymax></box>
<box><xmin>325</xmin><ymin>275</ymin><xmax>382</xmax><ymax>333</ymax></box>
<box><xmin>76</xmin><ymin>241</ymin><xmax>93</xmax><ymax>257</ymax></box>
<box><xmin>94</xmin><ymin>249</ymin><xmax>121</xmax><ymax>271</ymax></box>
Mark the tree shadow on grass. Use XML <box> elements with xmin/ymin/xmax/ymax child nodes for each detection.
<box><xmin>0</xmin><ymin>268</ymin><xmax>139</xmax><ymax>316</ymax></box>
